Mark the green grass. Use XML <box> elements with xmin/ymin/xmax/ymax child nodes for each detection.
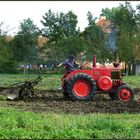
<box><xmin>0</xmin><ymin>73</ymin><xmax>62</xmax><ymax>90</ymax></box>
<box><xmin>0</xmin><ymin>74</ymin><xmax>139</xmax><ymax>90</ymax></box>
<box><xmin>0</xmin><ymin>107</ymin><xmax>139</xmax><ymax>139</ymax></box>
<box><xmin>123</xmin><ymin>76</ymin><xmax>140</xmax><ymax>88</ymax></box>
<box><xmin>0</xmin><ymin>74</ymin><xmax>37</xmax><ymax>87</ymax></box>
<box><xmin>35</xmin><ymin>74</ymin><xmax>62</xmax><ymax>90</ymax></box>
<box><xmin>0</xmin><ymin>74</ymin><xmax>139</xmax><ymax>139</ymax></box>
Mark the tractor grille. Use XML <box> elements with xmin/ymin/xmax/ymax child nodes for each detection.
<box><xmin>111</xmin><ymin>70</ymin><xmax>120</xmax><ymax>80</ymax></box>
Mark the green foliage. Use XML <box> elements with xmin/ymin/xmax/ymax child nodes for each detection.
<box><xmin>0</xmin><ymin>107</ymin><xmax>140</xmax><ymax>139</ymax></box>
<box><xmin>101</xmin><ymin>2</ymin><xmax>140</xmax><ymax>75</ymax></box>
<box><xmin>0</xmin><ymin>60</ymin><xmax>18</xmax><ymax>73</ymax></box>
<box><xmin>101</xmin><ymin>7</ymin><xmax>119</xmax><ymax>22</ymax></box>
<box><xmin>40</xmin><ymin>36</ymin><xmax>88</xmax><ymax>65</ymax></box>
<box><xmin>11</xmin><ymin>18</ymin><xmax>39</xmax><ymax>64</ymax></box>
<box><xmin>0</xmin><ymin>38</ymin><xmax>11</xmax><ymax>63</ymax></box>
<box><xmin>41</xmin><ymin>9</ymin><xmax>79</xmax><ymax>43</ymax></box>
<box><xmin>102</xmin><ymin>2</ymin><xmax>136</xmax><ymax>33</ymax></box>
<box><xmin>114</xmin><ymin>2</ymin><xmax>137</xmax><ymax>63</ymax></box>
<box><xmin>82</xmin><ymin>15</ymin><xmax>112</xmax><ymax>63</ymax></box>
<box><xmin>19</xmin><ymin>18</ymin><xmax>39</xmax><ymax>35</ymax></box>
<box><xmin>0</xmin><ymin>37</ymin><xmax>17</xmax><ymax>73</ymax></box>
<box><xmin>87</xmin><ymin>11</ymin><xmax>97</xmax><ymax>25</ymax></box>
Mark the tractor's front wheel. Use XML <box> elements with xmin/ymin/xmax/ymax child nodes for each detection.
<box><xmin>116</xmin><ymin>85</ymin><xmax>134</xmax><ymax>102</ymax></box>
<box><xmin>65</xmin><ymin>73</ymin><xmax>96</xmax><ymax>101</ymax></box>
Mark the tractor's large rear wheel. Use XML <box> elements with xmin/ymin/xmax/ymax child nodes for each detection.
<box><xmin>65</xmin><ymin>73</ymin><xmax>96</xmax><ymax>101</ymax></box>
<box><xmin>116</xmin><ymin>85</ymin><xmax>134</xmax><ymax>102</ymax></box>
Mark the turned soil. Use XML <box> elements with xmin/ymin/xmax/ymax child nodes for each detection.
<box><xmin>0</xmin><ymin>89</ymin><xmax>140</xmax><ymax>114</ymax></box>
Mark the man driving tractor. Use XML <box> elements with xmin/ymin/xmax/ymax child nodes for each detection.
<box><xmin>57</xmin><ymin>55</ymin><xmax>79</xmax><ymax>74</ymax></box>
<box><xmin>57</xmin><ymin>51</ymin><xmax>88</xmax><ymax>74</ymax></box>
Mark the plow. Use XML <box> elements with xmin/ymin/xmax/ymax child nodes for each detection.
<box><xmin>0</xmin><ymin>76</ymin><xmax>42</xmax><ymax>100</ymax></box>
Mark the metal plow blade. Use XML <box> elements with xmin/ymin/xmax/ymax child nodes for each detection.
<box><xmin>0</xmin><ymin>89</ymin><xmax>19</xmax><ymax>100</ymax></box>
<box><xmin>6</xmin><ymin>93</ymin><xmax>19</xmax><ymax>100</ymax></box>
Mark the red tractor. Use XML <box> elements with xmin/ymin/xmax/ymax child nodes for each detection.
<box><xmin>61</xmin><ymin>55</ymin><xmax>134</xmax><ymax>102</ymax></box>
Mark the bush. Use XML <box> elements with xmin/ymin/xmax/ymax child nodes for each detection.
<box><xmin>0</xmin><ymin>60</ymin><xmax>18</xmax><ymax>74</ymax></box>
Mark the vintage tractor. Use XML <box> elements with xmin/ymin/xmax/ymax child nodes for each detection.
<box><xmin>61</xmin><ymin>55</ymin><xmax>134</xmax><ymax>102</ymax></box>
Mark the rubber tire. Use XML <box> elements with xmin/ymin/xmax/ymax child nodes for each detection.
<box><xmin>116</xmin><ymin>85</ymin><xmax>134</xmax><ymax>102</ymax></box>
<box><xmin>65</xmin><ymin>73</ymin><xmax>97</xmax><ymax>101</ymax></box>
<box><xmin>108</xmin><ymin>89</ymin><xmax>117</xmax><ymax>100</ymax></box>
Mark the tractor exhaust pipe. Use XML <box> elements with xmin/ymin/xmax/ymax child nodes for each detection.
<box><xmin>93</xmin><ymin>55</ymin><xmax>96</xmax><ymax>68</ymax></box>
<box><xmin>113</xmin><ymin>51</ymin><xmax>120</xmax><ymax>68</ymax></box>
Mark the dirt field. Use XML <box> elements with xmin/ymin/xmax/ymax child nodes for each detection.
<box><xmin>0</xmin><ymin>89</ymin><xmax>140</xmax><ymax>114</ymax></box>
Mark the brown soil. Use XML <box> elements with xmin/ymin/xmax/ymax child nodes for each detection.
<box><xmin>0</xmin><ymin>89</ymin><xmax>140</xmax><ymax>114</ymax></box>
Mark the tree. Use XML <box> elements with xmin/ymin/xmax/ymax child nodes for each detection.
<box><xmin>134</xmin><ymin>4</ymin><xmax>140</xmax><ymax>60</ymax></box>
<box><xmin>82</xmin><ymin>12</ymin><xmax>112</xmax><ymax>65</ymax></box>
<box><xmin>11</xmin><ymin>18</ymin><xmax>39</xmax><ymax>74</ymax></box>
<box><xmin>0</xmin><ymin>22</ymin><xmax>17</xmax><ymax>73</ymax></box>
<box><xmin>38</xmin><ymin>36</ymin><xmax>88</xmax><ymax>66</ymax></box>
<box><xmin>101</xmin><ymin>2</ymin><xmax>138</xmax><ymax>75</ymax></box>
<box><xmin>41</xmin><ymin>9</ymin><xmax>79</xmax><ymax>43</ymax></box>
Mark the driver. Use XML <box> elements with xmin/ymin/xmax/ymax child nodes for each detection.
<box><xmin>57</xmin><ymin>55</ymin><xmax>79</xmax><ymax>74</ymax></box>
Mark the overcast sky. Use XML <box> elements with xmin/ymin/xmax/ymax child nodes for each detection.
<box><xmin>0</xmin><ymin>1</ymin><xmax>139</xmax><ymax>35</ymax></box>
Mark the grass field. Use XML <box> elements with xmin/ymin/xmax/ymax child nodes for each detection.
<box><xmin>0</xmin><ymin>73</ymin><xmax>139</xmax><ymax>90</ymax></box>
<box><xmin>0</xmin><ymin>74</ymin><xmax>62</xmax><ymax>90</ymax></box>
<box><xmin>0</xmin><ymin>107</ymin><xmax>140</xmax><ymax>139</ymax></box>
<box><xmin>0</xmin><ymin>74</ymin><xmax>139</xmax><ymax>139</ymax></box>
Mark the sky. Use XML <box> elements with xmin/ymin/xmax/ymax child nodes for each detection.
<box><xmin>0</xmin><ymin>1</ymin><xmax>139</xmax><ymax>35</ymax></box>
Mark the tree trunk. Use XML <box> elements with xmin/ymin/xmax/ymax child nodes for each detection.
<box><xmin>128</xmin><ymin>62</ymin><xmax>131</xmax><ymax>75</ymax></box>
<box><xmin>132</xmin><ymin>59</ymin><xmax>135</xmax><ymax>75</ymax></box>
<box><xmin>124</xmin><ymin>62</ymin><xmax>127</xmax><ymax>75</ymax></box>
<box><xmin>127</xmin><ymin>58</ymin><xmax>136</xmax><ymax>76</ymax></box>
<box><xmin>23</xmin><ymin>64</ymin><xmax>26</xmax><ymax>75</ymax></box>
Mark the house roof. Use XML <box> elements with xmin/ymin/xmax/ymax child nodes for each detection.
<box><xmin>96</xmin><ymin>16</ymin><xmax>111</xmax><ymax>33</ymax></box>
<box><xmin>37</xmin><ymin>36</ymin><xmax>48</xmax><ymax>48</ymax></box>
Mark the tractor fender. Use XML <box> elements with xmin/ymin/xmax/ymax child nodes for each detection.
<box><xmin>63</xmin><ymin>70</ymin><xmax>94</xmax><ymax>81</ymax></box>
